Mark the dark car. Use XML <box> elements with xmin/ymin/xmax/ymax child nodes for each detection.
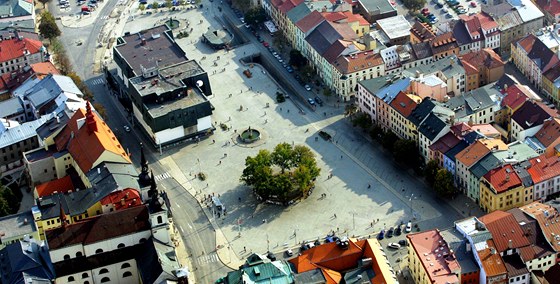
<box><xmin>314</xmin><ymin>96</ymin><xmax>323</xmax><ymax>106</ymax></box>
<box><xmin>387</xmin><ymin>227</ymin><xmax>394</xmax><ymax>238</ymax></box>
<box><xmin>266</xmin><ymin>251</ymin><xmax>276</xmax><ymax>261</ymax></box>
<box><xmin>377</xmin><ymin>230</ymin><xmax>385</xmax><ymax>240</ymax></box>
<box><xmin>395</xmin><ymin>226</ymin><xmax>402</xmax><ymax>236</ymax></box>
<box><xmin>398</xmin><ymin>239</ymin><xmax>407</xmax><ymax>246</ymax></box>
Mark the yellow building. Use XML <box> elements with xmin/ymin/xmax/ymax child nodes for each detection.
<box><xmin>407</xmin><ymin>229</ymin><xmax>460</xmax><ymax>284</ymax></box>
<box><xmin>542</xmin><ymin>66</ymin><xmax>560</xmax><ymax>104</ymax></box>
<box><xmin>389</xmin><ymin>92</ymin><xmax>421</xmax><ymax>141</ymax></box>
<box><xmin>479</xmin><ymin>164</ymin><xmax>533</xmax><ymax>213</ymax></box>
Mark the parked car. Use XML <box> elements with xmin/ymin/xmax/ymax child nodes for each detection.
<box><xmin>307</xmin><ymin>98</ymin><xmax>316</xmax><ymax>106</ymax></box>
<box><xmin>436</xmin><ymin>2</ymin><xmax>444</xmax><ymax>8</ymax></box>
<box><xmin>286</xmin><ymin>66</ymin><xmax>294</xmax><ymax>73</ymax></box>
<box><xmin>314</xmin><ymin>96</ymin><xmax>323</xmax><ymax>106</ymax></box>
<box><xmin>395</xmin><ymin>226</ymin><xmax>402</xmax><ymax>236</ymax></box>
<box><xmin>266</xmin><ymin>251</ymin><xmax>276</xmax><ymax>261</ymax></box>
<box><xmin>304</xmin><ymin>84</ymin><xmax>312</xmax><ymax>91</ymax></box>
<box><xmin>398</xmin><ymin>239</ymin><xmax>407</xmax><ymax>246</ymax></box>
<box><xmin>262</xmin><ymin>41</ymin><xmax>269</xmax><ymax>47</ymax></box>
<box><xmin>405</xmin><ymin>222</ymin><xmax>412</xmax><ymax>233</ymax></box>
<box><xmin>285</xmin><ymin>249</ymin><xmax>293</xmax><ymax>257</ymax></box>
<box><xmin>387</xmin><ymin>227</ymin><xmax>394</xmax><ymax>238</ymax></box>
<box><xmin>387</xmin><ymin>243</ymin><xmax>401</xmax><ymax>249</ymax></box>
<box><xmin>377</xmin><ymin>230</ymin><xmax>385</xmax><ymax>240</ymax></box>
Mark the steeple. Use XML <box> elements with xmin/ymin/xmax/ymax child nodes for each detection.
<box><xmin>148</xmin><ymin>170</ymin><xmax>163</xmax><ymax>211</ymax></box>
<box><xmin>85</xmin><ymin>101</ymin><xmax>97</xmax><ymax>134</ymax></box>
<box><xmin>138</xmin><ymin>143</ymin><xmax>151</xmax><ymax>186</ymax></box>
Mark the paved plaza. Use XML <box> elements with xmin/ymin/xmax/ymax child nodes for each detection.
<box><xmin>106</xmin><ymin>2</ymin><xmax>483</xmax><ymax>272</ymax></box>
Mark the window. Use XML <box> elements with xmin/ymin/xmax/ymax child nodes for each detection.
<box><xmin>82</xmin><ymin>273</ymin><xmax>88</xmax><ymax>279</ymax></box>
<box><xmin>64</xmin><ymin>254</ymin><xmax>70</xmax><ymax>260</ymax></box>
<box><xmin>117</xmin><ymin>243</ymin><xmax>125</xmax><ymax>249</ymax></box>
<box><xmin>99</xmin><ymin>268</ymin><xmax>109</xmax><ymax>274</ymax></box>
<box><xmin>68</xmin><ymin>276</ymin><xmax>75</xmax><ymax>282</ymax></box>
<box><xmin>121</xmin><ymin>263</ymin><xmax>131</xmax><ymax>269</ymax></box>
<box><xmin>100</xmin><ymin>277</ymin><xmax>110</xmax><ymax>283</ymax></box>
<box><xmin>157</xmin><ymin>216</ymin><xmax>163</xmax><ymax>224</ymax></box>
<box><xmin>95</xmin><ymin>249</ymin><xmax>104</xmax><ymax>254</ymax></box>
<box><xmin>123</xmin><ymin>271</ymin><xmax>133</xmax><ymax>278</ymax></box>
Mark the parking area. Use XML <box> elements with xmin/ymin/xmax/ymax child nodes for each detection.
<box><xmin>420</xmin><ymin>0</ymin><xmax>482</xmax><ymax>26</ymax></box>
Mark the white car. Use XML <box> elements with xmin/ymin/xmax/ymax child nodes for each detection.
<box><xmin>124</xmin><ymin>125</ymin><xmax>131</xmax><ymax>132</ymax></box>
<box><xmin>387</xmin><ymin>243</ymin><xmax>401</xmax><ymax>249</ymax></box>
<box><xmin>285</xmin><ymin>249</ymin><xmax>293</xmax><ymax>257</ymax></box>
<box><xmin>405</xmin><ymin>222</ymin><xmax>412</xmax><ymax>233</ymax></box>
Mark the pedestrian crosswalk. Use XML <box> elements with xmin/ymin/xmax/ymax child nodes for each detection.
<box><xmin>154</xmin><ymin>172</ymin><xmax>171</xmax><ymax>182</ymax></box>
<box><xmin>89</xmin><ymin>78</ymin><xmax>105</xmax><ymax>86</ymax></box>
<box><xmin>100</xmin><ymin>15</ymin><xmax>109</xmax><ymax>20</ymax></box>
<box><xmin>196</xmin><ymin>253</ymin><xmax>218</xmax><ymax>265</ymax></box>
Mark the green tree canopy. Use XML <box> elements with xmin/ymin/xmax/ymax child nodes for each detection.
<box><xmin>241</xmin><ymin>143</ymin><xmax>320</xmax><ymax>204</ymax></box>
<box><xmin>152</xmin><ymin>1</ymin><xmax>159</xmax><ymax>9</ymax></box>
<box><xmin>244</xmin><ymin>7</ymin><xmax>266</xmax><ymax>26</ymax></box>
<box><xmin>434</xmin><ymin>169</ymin><xmax>455</xmax><ymax>197</ymax></box>
<box><xmin>232</xmin><ymin>0</ymin><xmax>250</xmax><ymax>12</ymax></box>
<box><xmin>39</xmin><ymin>11</ymin><xmax>61</xmax><ymax>41</ymax></box>
<box><xmin>424</xmin><ymin>159</ymin><xmax>440</xmax><ymax>186</ymax></box>
<box><xmin>381</xmin><ymin>131</ymin><xmax>398</xmax><ymax>151</ymax></box>
<box><xmin>289</xmin><ymin>49</ymin><xmax>307</xmax><ymax>68</ymax></box>
<box><xmin>393</xmin><ymin>139</ymin><xmax>419</xmax><ymax>166</ymax></box>
<box><xmin>403</xmin><ymin>0</ymin><xmax>427</xmax><ymax>11</ymax></box>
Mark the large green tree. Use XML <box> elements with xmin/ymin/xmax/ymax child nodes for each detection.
<box><xmin>232</xmin><ymin>0</ymin><xmax>250</xmax><ymax>12</ymax></box>
<box><xmin>38</xmin><ymin>11</ymin><xmax>61</xmax><ymax>42</ymax></box>
<box><xmin>381</xmin><ymin>131</ymin><xmax>398</xmax><ymax>151</ymax></box>
<box><xmin>434</xmin><ymin>169</ymin><xmax>455</xmax><ymax>197</ymax></box>
<box><xmin>393</xmin><ymin>139</ymin><xmax>418</xmax><ymax>166</ymax></box>
<box><xmin>0</xmin><ymin>183</ymin><xmax>20</xmax><ymax>217</ymax></box>
<box><xmin>289</xmin><ymin>49</ymin><xmax>307</xmax><ymax>68</ymax></box>
<box><xmin>403</xmin><ymin>0</ymin><xmax>427</xmax><ymax>11</ymax></box>
<box><xmin>244</xmin><ymin>7</ymin><xmax>266</xmax><ymax>26</ymax></box>
<box><xmin>424</xmin><ymin>159</ymin><xmax>440</xmax><ymax>186</ymax></box>
<box><xmin>241</xmin><ymin>143</ymin><xmax>320</xmax><ymax>204</ymax></box>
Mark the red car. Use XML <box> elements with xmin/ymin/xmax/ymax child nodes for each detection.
<box><xmin>421</xmin><ymin>8</ymin><xmax>430</xmax><ymax>16</ymax></box>
<box><xmin>262</xmin><ymin>41</ymin><xmax>269</xmax><ymax>47</ymax></box>
<box><xmin>470</xmin><ymin>1</ymin><xmax>477</xmax><ymax>6</ymax></box>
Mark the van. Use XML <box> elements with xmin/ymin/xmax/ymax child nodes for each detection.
<box><xmin>405</xmin><ymin>222</ymin><xmax>412</xmax><ymax>233</ymax></box>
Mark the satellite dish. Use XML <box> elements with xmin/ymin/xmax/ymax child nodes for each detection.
<box><xmin>196</xmin><ymin>80</ymin><xmax>203</xmax><ymax>87</ymax></box>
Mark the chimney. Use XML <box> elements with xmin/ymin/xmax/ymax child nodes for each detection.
<box><xmin>508</xmin><ymin>239</ymin><xmax>513</xmax><ymax>249</ymax></box>
<box><xmin>85</xmin><ymin>101</ymin><xmax>97</xmax><ymax>133</ymax></box>
<box><xmin>141</xmin><ymin>37</ymin><xmax>147</xmax><ymax>46</ymax></box>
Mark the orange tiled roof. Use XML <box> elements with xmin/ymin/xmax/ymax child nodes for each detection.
<box><xmin>35</xmin><ymin>176</ymin><xmax>74</xmax><ymax>198</ymax></box>
<box><xmin>478</xmin><ymin>239</ymin><xmax>507</xmax><ymax>277</ymax></box>
<box><xmin>0</xmin><ymin>38</ymin><xmax>43</xmax><ymax>63</ymax></box>
<box><xmin>482</xmin><ymin>164</ymin><xmax>523</xmax><ymax>194</ymax></box>
<box><xmin>390</xmin><ymin>91</ymin><xmax>419</xmax><ymax>118</ymax></box>
<box><xmin>410</xmin><ymin>21</ymin><xmax>436</xmax><ymax>42</ymax></box>
<box><xmin>30</xmin><ymin>62</ymin><xmax>60</xmax><ymax>78</ymax></box>
<box><xmin>100</xmin><ymin>188</ymin><xmax>142</xmax><ymax>211</ymax></box>
<box><xmin>470</xmin><ymin>124</ymin><xmax>500</xmax><ymax>137</ymax></box>
<box><xmin>501</xmin><ymin>84</ymin><xmax>533</xmax><ymax>109</ymax></box>
<box><xmin>459</xmin><ymin>49</ymin><xmax>505</xmax><ymax>74</ymax></box>
<box><xmin>520</xmin><ymin>202</ymin><xmax>560</xmax><ymax>252</ymax></box>
<box><xmin>333</xmin><ymin>50</ymin><xmax>384</xmax><ymax>74</ymax></box>
<box><xmin>479</xmin><ymin>210</ymin><xmax>531</xmax><ymax>252</ymax></box>
<box><xmin>407</xmin><ymin>229</ymin><xmax>460</xmax><ymax>283</ymax></box>
<box><xmin>54</xmin><ymin>103</ymin><xmax>130</xmax><ymax>173</ymax></box>
<box><xmin>343</xmin><ymin>11</ymin><xmax>369</xmax><ymax>26</ymax></box>
<box><xmin>527</xmin><ymin>154</ymin><xmax>560</xmax><ymax>184</ymax></box>
<box><xmin>455</xmin><ymin>140</ymin><xmax>492</xmax><ymax>167</ymax></box>
<box><xmin>321</xmin><ymin>11</ymin><xmax>347</xmax><ymax>22</ymax></box>
<box><xmin>534</xmin><ymin>118</ymin><xmax>560</xmax><ymax>148</ymax></box>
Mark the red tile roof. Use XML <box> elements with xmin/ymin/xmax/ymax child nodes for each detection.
<box><xmin>455</xmin><ymin>140</ymin><xmax>492</xmax><ymax>167</ymax></box>
<box><xmin>516</xmin><ymin>34</ymin><xmax>560</xmax><ymax>74</ymax></box>
<box><xmin>534</xmin><ymin>118</ymin><xmax>560</xmax><ymax>148</ymax></box>
<box><xmin>429</xmin><ymin>132</ymin><xmax>461</xmax><ymax>154</ymax></box>
<box><xmin>332</xmin><ymin>50</ymin><xmax>384</xmax><ymax>74</ymax></box>
<box><xmin>343</xmin><ymin>11</ymin><xmax>369</xmax><ymax>26</ymax></box>
<box><xmin>459</xmin><ymin>48</ymin><xmax>504</xmax><ymax>74</ymax></box>
<box><xmin>407</xmin><ymin>229</ymin><xmax>460</xmax><ymax>283</ymax></box>
<box><xmin>54</xmin><ymin>103</ymin><xmax>131</xmax><ymax>173</ymax></box>
<box><xmin>31</xmin><ymin>62</ymin><xmax>60</xmax><ymax>78</ymax></box>
<box><xmin>390</xmin><ymin>91</ymin><xmax>419</xmax><ymax>118</ymax></box>
<box><xmin>460</xmin><ymin>12</ymin><xmax>498</xmax><ymax>40</ymax></box>
<box><xmin>100</xmin><ymin>188</ymin><xmax>142</xmax><ymax>211</ymax></box>
<box><xmin>482</xmin><ymin>164</ymin><xmax>523</xmax><ymax>194</ymax></box>
<box><xmin>501</xmin><ymin>84</ymin><xmax>533</xmax><ymax>109</ymax></box>
<box><xmin>410</xmin><ymin>21</ymin><xmax>436</xmax><ymax>42</ymax></box>
<box><xmin>278</xmin><ymin>0</ymin><xmax>303</xmax><ymax>13</ymax></box>
<box><xmin>479</xmin><ymin>210</ymin><xmax>531</xmax><ymax>252</ymax></box>
<box><xmin>0</xmin><ymin>38</ymin><xmax>43</xmax><ymax>63</ymax></box>
<box><xmin>45</xmin><ymin>205</ymin><xmax>150</xmax><ymax>250</ymax></box>
<box><xmin>296</xmin><ymin>11</ymin><xmax>325</xmax><ymax>33</ymax></box>
<box><xmin>543</xmin><ymin>62</ymin><xmax>560</xmax><ymax>82</ymax></box>
<box><xmin>450</xmin><ymin>122</ymin><xmax>472</xmax><ymax>137</ymax></box>
<box><xmin>520</xmin><ymin>202</ymin><xmax>560</xmax><ymax>252</ymax></box>
<box><xmin>478</xmin><ymin>239</ymin><xmax>507</xmax><ymax>277</ymax></box>
<box><xmin>536</xmin><ymin>0</ymin><xmax>560</xmax><ymax>17</ymax></box>
<box><xmin>35</xmin><ymin>176</ymin><xmax>75</xmax><ymax>198</ymax></box>
<box><xmin>527</xmin><ymin>154</ymin><xmax>560</xmax><ymax>184</ymax></box>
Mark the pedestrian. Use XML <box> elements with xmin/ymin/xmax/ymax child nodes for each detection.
<box><xmin>219</xmin><ymin>161</ymin><xmax>221</xmax><ymax>165</ymax></box>
<box><xmin>212</xmin><ymin>139</ymin><xmax>215</xmax><ymax>144</ymax></box>
<box><xmin>334</xmin><ymin>213</ymin><xmax>337</xmax><ymax>218</ymax></box>
<box><xmin>243</xmin><ymin>246</ymin><xmax>246</xmax><ymax>252</ymax></box>
<box><xmin>264</xmin><ymin>111</ymin><xmax>266</xmax><ymax>115</ymax></box>
<box><xmin>368</xmin><ymin>184</ymin><xmax>371</xmax><ymax>189</ymax></box>
<box><xmin>341</xmin><ymin>155</ymin><xmax>343</xmax><ymax>159</ymax></box>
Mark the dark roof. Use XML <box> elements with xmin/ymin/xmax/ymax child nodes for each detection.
<box><xmin>445</xmin><ymin>86</ymin><xmax>495</xmax><ymax>119</ymax></box>
<box><xmin>444</xmin><ymin>140</ymin><xmax>469</xmax><ymax>162</ymax></box>
<box><xmin>408</xmin><ymin>98</ymin><xmax>437</xmax><ymax>126</ymax></box>
<box><xmin>516</xmin><ymin>34</ymin><xmax>560</xmax><ymax>73</ymax></box>
<box><xmin>114</xmin><ymin>25</ymin><xmax>187</xmax><ymax>76</ymax></box>
<box><xmin>502</xmin><ymin>254</ymin><xmax>529</xmax><ymax>278</ymax></box>
<box><xmin>418</xmin><ymin>112</ymin><xmax>449</xmax><ymax>141</ymax></box>
<box><xmin>35</xmin><ymin>111</ymin><xmax>70</xmax><ymax>140</ymax></box>
<box><xmin>0</xmin><ymin>240</ymin><xmax>55</xmax><ymax>284</ymax></box>
<box><xmin>511</xmin><ymin>101</ymin><xmax>557</xmax><ymax>130</ymax></box>
<box><xmin>45</xmin><ymin>205</ymin><xmax>150</xmax><ymax>250</ymax></box>
<box><xmin>305</xmin><ymin>21</ymin><xmax>356</xmax><ymax>56</ymax></box>
<box><xmin>411</xmin><ymin>42</ymin><xmax>433</xmax><ymax>60</ymax></box>
<box><xmin>463</xmin><ymin>131</ymin><xmax>484</xmax><ymax>144</ymax></box>
<box><xmin>508</xmin><ymin>208</ymin><xmax>555</xmax><ymax>262</ymax></box>
<box><xmin>86</xmin><ymin>162</ymin><xmax>140</xmax><ymax>192</ymax></box>
<box><xmin>286</xmin><ymin>2</ymin><xmax>311</xmax><ymax>23</ymax></box>
<box><xmin>452</xmin><ymin>19</ymin><xmax>473</xmax><ymax>46</ymax></box>
<box><xmin>358</xmin><ymin>0</ymin><xmax>396</xmax><ymax>14</ymax></box>
<box><xmin>293</xmin><ymin>268</ymin><xmax>327</xmax><ymax>283</ymax></box>
<box><xmin>470</xmin><ymin>154</ymin><xmax>501</xmax><ymax>179</ymax></box>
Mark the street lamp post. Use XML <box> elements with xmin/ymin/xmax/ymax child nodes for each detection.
<box><xmin>409</xmin><ymin>194</ymin><xmax>414</xmax><ymax>216</ymax></box>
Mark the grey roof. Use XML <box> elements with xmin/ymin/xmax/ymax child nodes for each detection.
<box><xmin>470</xmin><ymin>142</ymin><xmax>538</xmax><ymax>178</ymax></box>
<box><xmin>0</xmin><ymin>211</ymin><xmax>36</xmax><ymax>243</ymax></box>
<box><xmin>408</xmin><ymin>98</ymin><xmax>437</xmax><ymax>126</ymax></box>
<box><xmin>418</xmin><ymin>112</ymin><xmax>450</xmax><ymax>141</ymax></box>
<box><xmin>452</xmin><ymin>20</ymin><xmax>473</xmax><ymax>46</ymax></box>
<box><xmin>514</xmin><ymin>161</ymin><xmax>533</xmax><ymax>187</ymax></box>
<box><xmin>411</xmin><ymin>42</ymin><xmax>433</xmax><ymax>59</ymax></box>
<box><xmin>445</xmin><ymin>86</ymin><xmax>496</xmax><ymax>120</ymax></box>
<box><xmin>287</xmin><ymin>3</ymin><xmax>311</xmax><ymax>23</ymax></box>
<box><xmin>0</xmin><ymin>19</ymin><xmax>35</xmax><ymax>32</ymax></box>
<box><xmin>306</xmin><ymin>21</ymin><xmax>343</xmax><ymax>56</ymax></box>
<box><xmin>86</xmin><ymin>162</ymin><xmax>140</xmax><ymax>193</ymax></box>
<box><xmin>358</xmin><ymin>0</ymin><xmax>396</xmax><ymax>14</ymax></box>
<box><xmin>359</xmin><ymin>76</ymin><xmax>411</xmax><ymax>105</ymax></box>
<box><xmin>35</xmin><ymin>111</ymin><xmax>70</xmax><ymax>140</ymax></box>
<box><xmin>376</xmin><ymin>15</ymin><xmax>411</xmax><ymax>40</ymax></box>
<box><xmin>445</xmin><ymin>140</ymin><xmax>469</xmax><ymax>162</ymax></box>
<box><xmin>0</xmin><ymin>96</ymin><xmax>23</xmax><ymax>118</ymax></box>
<box><xmin>0</xmin><ymin>239</ymin><xmax>54</xmax><ymax>284</ymax></box>
<box><xmin>23</xmin><ymin>74</ymin><xmax>83</xmax><ymax>109</ymax></box>
<box><xmin>470</xmin><ymin>154</ymin><xmax>501</xmax><ymax>179</ymax></box>
<box><xmin>115</xmin><ymin>25</ymin><xmax>187</xmax><ymax>75</ymax></box>
<box><xmin>293</xmin><ymin>268</ymin><xmax>326</xmax><ymax>283</ymax></box>
<box><xmin>463</xmin><ymin>131</ymin><xmax>484</xmax><ymax>144</ymax></box>
<box><xmin>0</xmin><ymin>0</ymin><xmax>33</xmax><ymax>17</ymax></box>
<box><xmin>403</xmin><ymin>55</ymin><xmax>465</xmax><ymax>79</ymax></box>
<box><xmin>0</xmin><ymin>113</ymin><xmax>52</xmax><ymax>149</ymax></box>
<box><xmin>440</xmin><ymin>228</ymin><xmax>479</xmax><ymax>274</ymax></box>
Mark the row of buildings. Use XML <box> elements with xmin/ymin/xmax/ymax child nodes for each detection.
<box><xmin>407</xmin><ymin>200</ymin><xmax>560</xmax><ymax>284</ymax></box>
<box><xmin>257</xmin><ymin>0</ymin><xmax>552</xmax><ymax>99</ymax></box>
